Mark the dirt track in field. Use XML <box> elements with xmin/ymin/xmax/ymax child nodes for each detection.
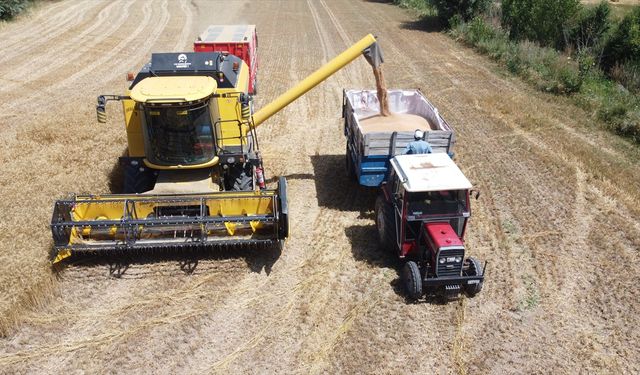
<box><xmin>1</xmin><ymin>0</ymin><xmax>639</xmax><ymax>373</ymax></box>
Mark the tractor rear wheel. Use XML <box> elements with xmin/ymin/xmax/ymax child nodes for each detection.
<box><xmin>463</xmin><ymin>257</ymin><xmax>484</xmax><ymax>298</ymax></box>
<box><xmin>403</xmin><ymin>261</ymin><xmax>423</xmax><ymax>300</ymax></box>
<box><xmin>375</xmin><ymin>195</ymin><xmax>394</xmax><ymax>252</ymax></box>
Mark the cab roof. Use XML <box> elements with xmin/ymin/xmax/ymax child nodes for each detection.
<box><xmin>390</xmin><ymin>153</ymin><xmax>472</xmax><ymax>192</ymax></box>
<box><xmin>130</xmin><ymin>76</ymin><xmax>217</xmax><ymax>103</ymax></box>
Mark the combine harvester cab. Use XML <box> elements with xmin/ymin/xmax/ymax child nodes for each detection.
<box><xmin>50</xmin><ymin>31</ymin><xmax>384</xmax><ymax>264</ymax></box>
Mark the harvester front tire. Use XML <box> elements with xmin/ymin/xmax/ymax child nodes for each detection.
<box><xmin>123</xmin><ymin>165</ymin><xmax>155</xmax><ymax>194</ymax></box>
<box><xmin>464</xmin><ymin>257</ymin><xmax>484</xmax><ymax>298</ymax></box>
<box><xmin>277</xmin><ymin>177</ymin><xmax>289</xmax><ymax>240</ymax></box>
<box><xmin>375</xmin><ymin>195</ymin><xmax>394</xmax><ymax>252</ymax></box>
<box><xmin>403</xmin><ymin>261</ymin><xmax>422</xmax><ymax>301</ymax></box>
<box><xmin>231</xmin><ymin>166</ymin><xmax>254</xmax><ymax>191</ymax></box>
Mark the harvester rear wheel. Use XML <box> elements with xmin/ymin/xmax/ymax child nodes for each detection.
<box><xmin>463</xmin><ymin>257</ymin><xmax>484</xmax><ymax>298</ymax></box>
<box><xmin>375</xmin><ymin>195</ymin><xmax>394</xmax><ymax>252</ymax></box>
<box><xmin>403</xmin><ymin>261</ymin><xmax>422</xmax><ymax>300</ymax></box>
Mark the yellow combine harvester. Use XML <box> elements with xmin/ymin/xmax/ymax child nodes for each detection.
<box><xmin>50</xmin><ymin>33</ymin><xmax>383</xmax><ymax>263</ymax></box>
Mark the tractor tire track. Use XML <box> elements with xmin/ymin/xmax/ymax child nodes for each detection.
<box><xmin>0</xmin><ymin>0</ymin><xmax>98</xmax><ymax>65</ymax></box>
<box><xmin>0</xmin><ymin>0</ymin><xmax>128</xmax><ymax>95</ymax></box>
<box><xmin>0</xmin><ymin>0</ymin><xmax>68</xmax><ymax>42</ymax></box>
<box><xmin>5</xmin><ymin>0</ymin><xmax>161</xmax><ymax>112</ymax></box>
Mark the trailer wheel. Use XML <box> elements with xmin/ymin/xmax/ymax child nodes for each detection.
<box><xmin>345</xmin><ymin>144</ymin><xmax>356</xmax><ymax>181</ymax></box>
<box><xmin>375</xmin><ymin>195</ymin><xmax>394</xmax><ymax>252</ymax></box>
<box><xmin>403</xmin><ymin>261</ymin><xmax>422</xmax><ymax>300</ymax></box>
<box><xmin>463</xmin><ymin>257</ymin><xmax>484</xmax><ymax>298</ymax></box>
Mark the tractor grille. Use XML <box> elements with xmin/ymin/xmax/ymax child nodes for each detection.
<box><xmin>436</xmin><ymin>248</ymin><xmax>464</xmax><ymax>277</ymax></box>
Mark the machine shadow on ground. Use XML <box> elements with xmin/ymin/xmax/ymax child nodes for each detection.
<box><xmin>53</xmin><ymin>244</ymin><xmax>282</xmax><ymax>279</ymax></box>
<box><xmin>310</xmin><ymin>154</ymin><xmax>377</xmax><ymax>218</ymax></box>
<box><xmin>107</xmin><ymin>148</ymin><xmax>129</xmax><ymax>193</ymax></box>
<box><xmin>362</xmin><ymin>0</ymin><xmax>444</xmax><ymax>32</ymax></box>
<box><xmin>400</xmin><ymin>16</ymin><xmax>444</xmax><ymax>33</ymax></box>
<box><xmin>345</xmin><ymin>225</ymin><xmax>453</xmax><ymax>305</ymax></box>
<box><xmin>344</xmin><ymin>224</ymin><xmax>408</xmax><ymax>301</ymax></box>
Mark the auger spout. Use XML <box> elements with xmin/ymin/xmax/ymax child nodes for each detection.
<box><xmin>252</xmin><ymin>34</ymin><xmax>379</xmax><ymax>127</ymax></box>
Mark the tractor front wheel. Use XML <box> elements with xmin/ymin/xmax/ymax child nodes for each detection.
<box><xmin>402</xmin><ymin>261</ymin><xmax>423</xmax><ymax>301</ymax></box>
<box><xmin>463</xmin><ymin>257</ymin><xmax>484</xmax><ymax>298</ymax></box>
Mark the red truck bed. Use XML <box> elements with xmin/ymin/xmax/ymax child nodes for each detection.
<box><xmin>194</xmin><ymin>25</ymin><xmax>258</xmax><ymax>94</ymax></box>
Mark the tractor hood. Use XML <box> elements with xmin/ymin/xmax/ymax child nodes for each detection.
<box><xmin>130</xmin><ymin>76</ymin><xmax>217</xmax><ymax>103</ymax></box>
<box><xmin>425</xmin><ymin>222</ymin><xmax>463</xmax><ymax>250</ymax></box>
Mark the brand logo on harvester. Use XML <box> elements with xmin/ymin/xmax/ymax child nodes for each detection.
<box><xmin>174</xmin><ymin>54</ymin><xmax>191</xmax><ymax>69</ymax></box>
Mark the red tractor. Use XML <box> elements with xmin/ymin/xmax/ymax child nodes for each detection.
<box><xmin>375</xmin><ymin>153</ymin><xmax>485</xmax><ymax>300</ymax></box>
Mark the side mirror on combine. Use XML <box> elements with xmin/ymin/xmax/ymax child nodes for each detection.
<box><xmin>96</xmin><ymin>102</ymin><xmax>107</xmax><ymax>123</ymax></box>
<box><xmin>96</xmin><ymin>95</ymin><xmax>128</xmax><ymax>124</ymax></box>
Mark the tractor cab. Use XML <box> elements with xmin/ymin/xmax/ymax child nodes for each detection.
<box><xmin>376</xmin><ymin>153</ymin><xmax>484</xmax><ymax>300</ymax></box>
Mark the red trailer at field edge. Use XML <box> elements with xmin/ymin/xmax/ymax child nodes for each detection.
<box><xmin>194</xmin><ymin>25</ymin><xmax>258</xmax><ymax>95</ymax></box>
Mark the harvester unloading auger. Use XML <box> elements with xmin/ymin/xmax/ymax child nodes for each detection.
<box><xmin>50</xmin><ymin>33</ymin><xmax>384</xmax><ymax>263</ymax></box>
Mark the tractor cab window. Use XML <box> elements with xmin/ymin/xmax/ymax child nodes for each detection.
<box><xmin>407</xmin><ymin>190</ymin><xmax>468</xmax><ymax>217</ymax></box>
<box><xmin>143</xmin><ymin>102</ymin><xmax>215</xmax><ymax>166</ymax></box>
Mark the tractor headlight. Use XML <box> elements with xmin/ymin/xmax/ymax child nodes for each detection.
<box><xmin>439</xmin><ymin>257</ymin><xmax>446</xmax><ymax>264</ymax></box>
<box><xmin>455</xmin><ymin>256</ymin><xmax>462</xmax><ymax>263</ymax></box>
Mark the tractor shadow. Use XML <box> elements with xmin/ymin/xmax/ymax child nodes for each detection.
<box><xmin>344</xmin><ymin>224</ymin><xmax>408</xmax><ymax>301</ymax></box>
<box><xmin>363</xmin><ymin>0</ymin><xmax>444</xmax><ymax>33</ymax></box>
<box><xmin>400</xmin><ymin>15</ymin><xmax>444</xmax><ymax>33</ymax></box>
<box><xmin>345</xmin><ymin>224</ymin><xmax>456</xmax><ymax>305</ymax></box>
<box><xmin>310</xmin><ymin>154</ymin><xmax>377</xmax><ymax>219</ymax></box>
<box><xmin>107</xmin><ymin>147</ymin><xmax>128</xmax><ymax>193</ymax></box>
<box><xmin>53</xmin><ymin>244</ymin><xmax>281</xmax><ymax>278</ymax></box>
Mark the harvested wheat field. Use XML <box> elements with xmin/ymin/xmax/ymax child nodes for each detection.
<box><xmin>1</xmin><ymin>0</ymin><xmax>640</xmax><ymax>373</ymax></box>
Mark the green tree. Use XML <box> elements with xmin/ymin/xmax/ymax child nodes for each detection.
<box><xmin>569</xmin><ymin>1</ymin><xmax>611</xmax><ymax>55</ymax></box>
<box><xmin>602</xmin><ymin>7</ymin><xmax>640</xmax><ymax>71</ymax></box>
<box><xmin>502</xmin><ymin>0</ymin><xmax>580</xmax><ymax>48</ymax></box>
<box><xmin>0</xmin><ymin>0</ymin><xmax>31</xmax><ymax>20</ymax></box>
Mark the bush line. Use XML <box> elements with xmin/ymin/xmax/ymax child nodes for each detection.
<box><xmin>0</xmin><ymin>0</ymin><xmax>35</xmax><ymax>21</ymax></box>
<box><xmin>393</xmin><ymin>0</ymin><xmax>640</xmax><ymax>144</ymax></box>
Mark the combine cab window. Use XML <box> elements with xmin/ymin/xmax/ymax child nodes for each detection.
<box><xmin>143</xmin><ymin>102</ymin><xmax>215</xmax><ymax>166</ymax></box>
<box><xmin>407</xmin><ymin>190</ymin><xmax>468</xmax><ymax>217</ymax></box>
